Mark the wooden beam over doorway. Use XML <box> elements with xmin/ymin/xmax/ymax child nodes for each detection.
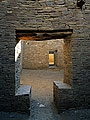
<box><xmin>16</xmin><ymin>29</ymin><xmax>73</xmax><ymax>41</ymax></box>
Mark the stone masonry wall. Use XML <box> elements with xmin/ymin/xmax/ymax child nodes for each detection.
<box><xmin>63</xmin><ymin>36</ymin><xmax>72</xmax><ymax>85</ymax></box>
<box><xmin>15</xmin><ymin>40</ymin><xmax>23</xmax><ymax>91</ymax></box>
<box><xmin>22</xmin><ymin>39</ymin><xmax>63</xmax><ymax>69</ymax></box>
<box><xmin>71</xmin><ymin>0</ymin><xmax>90</xmax><ymax>109</ymax></box>
<box><xmin>0</xmin><ymin>0</ymin><xmax>90</xmax><ymax>114</ymax></box>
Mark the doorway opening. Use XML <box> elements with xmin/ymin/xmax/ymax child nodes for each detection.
<box><xmin>15</xmin><ymin>29</ymin><xmax>73</xmax><ymax>118</ymax></box>
<box><xmin>49</xmin><ymin>52</ymin><xmax>55</xmax><ymax>66</ymax></box>
<box><xmin>49</xmin><ymin>50</ymin><xmax>57</xmax><ymax>68</ymax></box>
<box><xmin>15</xmin><ymin>29</ymin><xmax>73</xmax><ymax>91</ymax></box>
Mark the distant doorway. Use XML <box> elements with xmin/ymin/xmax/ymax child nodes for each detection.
<box><xmin>49</xmin><ymin>51</ymin><xmax>55</xmax><ymax>67</ymax></box>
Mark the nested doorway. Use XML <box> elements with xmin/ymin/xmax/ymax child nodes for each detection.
<box><xmin>49</xmin><ymin>51</ymin><xmax>55</xmax><ymax>66</ymax></box>
<box><xmin>15</xmin><ymin>29</ymin><xmax>73</xmax><ymax>118</ymax></box>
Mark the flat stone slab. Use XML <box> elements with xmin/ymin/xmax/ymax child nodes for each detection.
<box><xmin>16</xmin><ymin>85</ymin><xmax>31</xmax><ymax>96</ymax></box>
<box><xmin>54</xmin><ymin>81</ymin><xmax>71</xmax><ymax>89</ymax></box>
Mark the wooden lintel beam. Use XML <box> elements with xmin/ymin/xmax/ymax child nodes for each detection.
<box><xmin>16</xmin><ymin>31</ymin><xmax>73</xmax><ymax>41</ymax></box>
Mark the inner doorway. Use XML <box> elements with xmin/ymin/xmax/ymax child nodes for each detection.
<box><xmin>49</xmin><ymin>52</ymin><xmax>55</xmax><ymax>66</ymax></box>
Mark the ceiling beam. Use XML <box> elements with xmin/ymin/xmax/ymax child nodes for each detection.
<box><xmin>16</xmin><ymin>31</ymin><xmax>73</xmax><ymax>41</ymax></box>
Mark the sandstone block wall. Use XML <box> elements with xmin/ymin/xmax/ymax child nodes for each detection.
<box><xmin>63</xmin><ymin>36</ymin><xmax>72</xmax><ymax>86</ymax></box>
<box><xmin>0</xmin><ymin>0</ymin><xmax>90</xmax><ymax>114</ymax></box>
<box><xmin>22</xmin><ymin>39</ymin><xmax>63</xmax><ymax>69</ymax></box>
<box><xmin>53</xmin><ymin>81</ymin><xmax>73</xmax><ymax>113</ymax></box>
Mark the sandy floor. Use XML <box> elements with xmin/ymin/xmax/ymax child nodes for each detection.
<box><xmin>21</xmin><ymin>69</ymin><xmax>63</xmax><ymax>120</ymax></box>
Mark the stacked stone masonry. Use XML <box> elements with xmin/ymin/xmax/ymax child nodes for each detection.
<box><xmin>22</xmin><ymin>39</ymin><xmax>63</xmax><ymax>69</ymax></box>
<box><xmin>0</xmin><ymin>0</ymin><xmax>90</xmax><ymax>114</ymax></box>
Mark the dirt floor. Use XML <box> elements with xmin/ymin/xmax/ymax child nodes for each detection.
<box><xmin>0</xmin><ymin>69</ymin><xmax>90</xmax><ymax>120</ymax></box>
<box><xmin>21</xmin><ymin>69</ymin><xmax>63</xmax><ymax>120</ymax></box>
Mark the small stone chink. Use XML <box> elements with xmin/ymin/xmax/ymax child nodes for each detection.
<box><xmin>77</xmin><ymin>0</ymin><xmax>85</xmax><ymax>9</ymax></box>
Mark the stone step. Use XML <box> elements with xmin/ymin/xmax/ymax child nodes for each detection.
<box><xmin>15</xmin><ymin>85</ymin><xmax>31</xmax><ymax>115</ymax></box>
<box><xmin>16</xmin><ymin>85</ymin><xmax>31</xmax><ymax>96</ymax></box>
<box><xmin>54</xmin><ymin>81</ymin><xmax>71</xmax><ymax>89</ymax></box>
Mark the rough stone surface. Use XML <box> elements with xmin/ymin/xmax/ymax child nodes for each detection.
<box><xmin>63</xmin><ymin>36</ymin><xmax>72</xmax><ymax>85</ymax></box>
<box><xmin>0</xmin><ymin>0</ymin><xmax>90</xmax><ymax>115</ymax></box>
<box><xmin>15</xmin><ymin>85</ymin><xmax>31</xmax><ymax>115</ymax></box>
<box><xmin>22</xmin><ymin>39</ymin><xmax>63</xmax><ymax>69</ymax></box>
<box><xmin>53</xmin><ymin>81</ymin><xmax>73</xmax><ymax>113</ymax></box>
